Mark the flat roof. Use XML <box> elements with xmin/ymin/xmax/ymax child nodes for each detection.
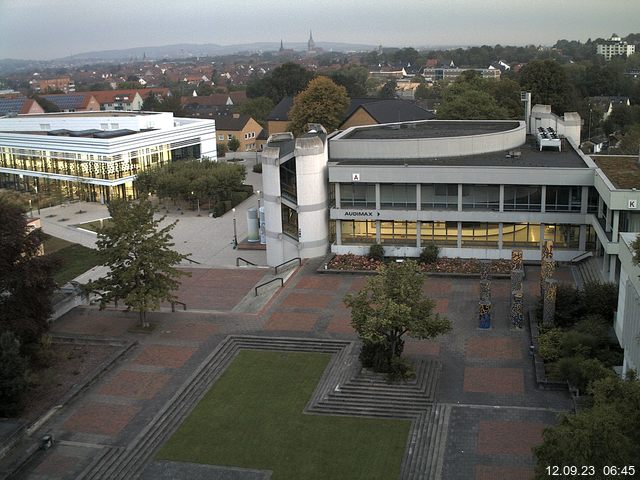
<box><xmin>16</xmin><ymin>111</ymin><xmax>159</xmax><ymax>118</ymax></box>
<box><xmin>330</xmin><ymin>136</ymin><xmax>589</xmax><ymax>169</ymax></box>
<box><xmin>592</xmin><ymin>155</ymin><xmax>640</xmax><ymax>189</ymax></box>
<box><xmin>341</xmin><ymin>120</ymin><xmax>521</xmax><ymax>140</ymax></box>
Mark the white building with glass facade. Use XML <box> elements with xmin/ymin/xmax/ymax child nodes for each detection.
<box><xmin>0</xmin><ymin>111</ymin><xmax>216</xmax><ymax>202</ymax></box>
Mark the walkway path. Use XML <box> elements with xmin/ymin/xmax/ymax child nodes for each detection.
<box><xmin>4</xmin><ymin>259</ymin><xmax>575</xmax><ymax>480</ymax></box>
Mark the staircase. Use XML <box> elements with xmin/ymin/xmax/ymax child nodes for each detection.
<box><xmin>573</xmin><ymin>256</ymin><xmax>605</xmax><ymax>287</ymax></box>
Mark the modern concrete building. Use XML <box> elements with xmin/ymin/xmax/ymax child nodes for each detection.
<box><xmin>596</xmin><ymin>34</ymin><xmax>636</xmax><ymax>60</ymax></box>
<box><xmin>0</xmin><ymin>111</ymin><xmax>216</xmax><ymax>202</ymax></box>
<box><xmin>260</xmin><ymin>104</ymin><xmax>640</xmax><ymax>376</ymax></box>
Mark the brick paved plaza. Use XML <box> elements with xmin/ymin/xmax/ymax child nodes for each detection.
<box><xmin>7</xmin><ymin>259</ymin><xmax>574</xmax><ymax>479</ymax></box>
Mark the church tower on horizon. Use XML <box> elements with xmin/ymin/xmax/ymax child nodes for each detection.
<box><xmin>307</xmin><ymin>30</ymin><xmax>315</xmax><ymax>52</ymax></box>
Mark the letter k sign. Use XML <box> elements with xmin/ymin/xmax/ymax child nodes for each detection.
<box><xmin>629</xmin><ymin>199</ymin><xmax>638</xmax><ymax>209</ymax></box>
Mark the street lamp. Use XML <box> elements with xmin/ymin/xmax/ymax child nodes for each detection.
<box><xmin>191</xmin><ymin>191</ymin><xmax>200</xmax><ymax>216</ymax></box>
<box><xmin>34</xmin><ymin>184</ymin><xmax>40</xmax><ymax>215</ymax></box>
<box><xmin>232</xmin><ymin>207</ymin><xmax>238</xmax><ymax>248</ymax></box>
<box><xmin>257</xmin><ymin>190</ymin><xmax>261</xmax><ymax>209</ymax></box>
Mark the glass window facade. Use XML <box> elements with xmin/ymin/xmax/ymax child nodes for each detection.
<box><xmin>502</xmin><ymin>223</ymin><xmax>541</xmax><ymax>248</ymax></box>
<box><xmin>380</xmin><ymin>184</ymin><xmax>416</xmax><ymax>209</ymax></box>
<box><xmin>544</xmin><ymin>224</ymin><xmax>580</xmax><ymax>249</ymax></box>
<box><xmin>461</xmin><ymin>185</ymin><xmax>500</xmax><ymax>211</ymax></box>
<box><xmin>587</xmin><ymin>187</ymin><xmax>599</xmax><ymax>214</ymax></box>
<box><xmin>279</xmin><ymin>158</ymin><xmax>297</xmax><ymax>202</ymax></box>
<box><xmin>503</xmin><ymin>186</ymin><xmax>542</xmax><ymax>212</ymax></box>
<box><xmin>421</xmin><ymin>184</ymin><xmax>458</xmax><ymax>210</ymax></box>
<box><xmin>420</xmin><ymin>221</ymin><xmax>458</xmax><ymax>246</ymax></box>
<box><xmin>461</xmin><ymin>222</ymin><xmax>500</xmax><ymax>247</ymax></box>
<box><xmin>545</xmin><ymin>186</ymin><xmax>582</xmax><ymax>212</ymax></box>
<box><xmin>340</xmin><ymin>183</ymin><xmax>376</xmax><ymax>208</ymax></box>
<box><xmin>281</xmin><ymin>204</ymin><xmax>298</xmax><ymax>239</ymax></box>
<box><xmin>379</xmin><ymin>221</ymin><xmax>417</xmax><ymax>245</ymax></box>
<box><xmin>341</xmin><ymin>220</ymin><xmax>376</xmax><ymax>244</ymax></box>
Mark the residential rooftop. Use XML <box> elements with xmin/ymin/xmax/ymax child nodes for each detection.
<box><xmin>592</xmin><ymin>155</ymin><xmax>640</xmax><ymax>189</ymax></box>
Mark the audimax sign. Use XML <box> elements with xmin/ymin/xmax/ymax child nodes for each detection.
<box><xmin>343</xmin><ymin>211</ymin><xmax>381</xmax><ymax>217</ymax></box>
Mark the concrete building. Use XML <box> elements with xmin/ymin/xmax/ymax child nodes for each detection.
<box><xmin>0</xmin><ymin>111</ymin><xmax>216</xmax><ymax>202</ymax></box>
<box><xmin>260</xmin><ymin>104</ymin><xmax>640</xmax><ymax>376</ymax></box>
<box><xmin>596</xmin><ymin>34</ymin><xmax>636</xmax><ymax>60</ymax></box>
<box><xmin>422</xmin><ymin>66</ymin><xmax>501</xmax><ymax>81</ymax></box>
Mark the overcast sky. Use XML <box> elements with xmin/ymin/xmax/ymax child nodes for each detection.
<box><xmin>1</xmin><ymin>0</ymin><xmax>639</xmax><ymax>60</ymax></box>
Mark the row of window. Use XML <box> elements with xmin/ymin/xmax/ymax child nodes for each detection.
<box><xmin>338</xmin><ymin>183</ymin><xmax>597</xmax><ymax>213</ymax></box>
<box><xmin>338</xmin><ymin>220</ymin><xmax>596</xmax><ymax>250</ymax></box>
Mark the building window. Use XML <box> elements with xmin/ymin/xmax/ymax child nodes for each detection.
<box><xmin>421</xmin><ymin>221</ymin><xmax>458</xmax><ymax>246</ymax></box>
<box><xmin>279</xmin><ymin>158</ymin><xmax>297</xmax><ymax>202</ymax></box>
<box><xmin>503</xmin><ymin>185</ymin><xmax>542</xmax><ymax>212</ymax></box>
<box><xmin>218</xmin><ymin>135</ymin><xmax>224</xmax><ymax>141</ymax></box>
<box><xmin>341</xmin><ymin>220</ymin><xmax>376</xmax><ymax>244</ymax></box>
<box><xmin>227</xmin><ymin>134</ymin><xmax>233</xmax><ymax>140</ymax></box>
<box><xmin>544</xmin><ymin>224</ymin><xmax>580</xmax><ymax>249</ymax></box>
<box><xmin>380</xmin><ymin>184</ymin><xmax>416</xmax><ymax>209</ymax></box>
<box><xmin>586</xmin><ymin>224</ymin><xmax>597</xmax><ymax>250</ymax></box>
<box><xmin>461</xmin><ymin>222</ymin><xmax>500</xmax><ymax>247</ymax></box>
<box><xmin>502</xmin><ymin>223</ymin><xmax>541</xmax><ymax>248</ymax></box>
<box><xmin>379</xmin><ymin>221</ymin><xmax>417</xmax><ymax>245</ymax></box>
<box><xmin>545</xmin><ymin>186</ymin><xmax>582</xmax><ymax>212</ymax></box>
<box><xmin>421</xmin><ymin>184</ymin><xmax>457</xmax><ymax>210</ymax></box>
<box><xmin>587</xmin><ymin>187</ymin><xmax>599</xmax><ymax>214</ymax></box>
<box><xmin>461</xmin><ymin>185</ymin><xmax>500</xmax><ymax>211</ymax></box>
<box><xmin>281</xmin><ymin>204</ymin><xmax>298</xmax><ymax>239</ymax></box>
<box><xmin>340</xmin><ymin>183</ymin><xmax>376</xmax><ymax>208</ymax></box>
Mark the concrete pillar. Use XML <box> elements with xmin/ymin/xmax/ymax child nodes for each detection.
<box><xmin>498</xmin><ymin>223</ymin><xmax>503</xmax><ymax>250</ymax></box>
<box><xmin>510</xmin><ymin>290</ymin><xmax>524</xmax><ymax>329</ymax></box>
<box><xmin>605</xmin><ymin>206</ymin><xmax>612</xmax><ymax>232</ymax></box>
<box><xmin>541</xmin><ymin>185</ymin><xmax>546</xmax><ymax>213</ymax></box>
<box><xmin>609</xmin><ymin>255</ymin><xmax>617</xmax><ymax>283</ymax></box>
<box><xmin>543</xmin><ymin>279</ymin><xmax>557</xmax><ymax>326</ymax></box>
<box><xmin>416</xmin><ymin>221</ymin><xmax>422</xmax><ymax>248</ymax></box>
<box><xmin>457</xmin><ymin>221</ymin><xmax>462</xmax><ymax>249</ymax></box>
<box><xmin>335</xmin><ymin>183</ymin><xmax>341</xmax><ymax>208</ymax></box>
<box><xmin>335</xmin><ymin>220</ymin><xmax>342</xmax><ymax>245</ymax></box>
<box><xmin>499</xmin><ymin>185</ymin><xmax>504</xmax><ymax>213</ymax></box>
<box><xmin>479</xmin><ymin>301</ymin><xmax>491</xmax><ymax>329</ymax></box>
<box><xmin>579</xmin><ymin>224</ymin><xmax>587</xmax><ymax>251</ymax></box>
<box><xmin>375</xmin><ymin>183</ymin><xmax>381</xmax><ymax>210</ymax></box>
<box><xmin>612</xmin><ymin>210</ymin><xmax>620</xmax><ymax>242</ymax></box>
<box><xmin>580</xmin><ymin>186</ymin><xmax>589</xmax><ymax>215</ymax></box>
<box><xmin>457</xmin><ymin>184</ymin><xmax>463</xmax><ymax>211</ymax></box>
<box><xmin>416</xmin><ymin>184</ymin><xmax>421</xmax><ymax>211</ymax></box>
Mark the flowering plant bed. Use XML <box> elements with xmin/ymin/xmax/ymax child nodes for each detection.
<box><xmin>327</xmin><ymin>254</ymin><xmax>511</xmax><ymax>275</ymax></box>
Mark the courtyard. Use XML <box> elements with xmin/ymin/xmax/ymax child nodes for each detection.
<box><xmin>0</xmin><ymin>252</ymin><xmax>574</xmax><ymax>480</ymax></box>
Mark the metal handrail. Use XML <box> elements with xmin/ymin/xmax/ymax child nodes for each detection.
<box><xmin>236</xmin><ymin>257</ymin><xmax>257</xmax><ymax>267</ymax></box>
<box><xmin>570</xmin><ymin>251</ymin><xmax>593</xmax><ymax>263</ymax></box>
<box><xmin>184</xmin><ymin>257</ymin><xmax>202</xmax><ymax>265</ymax></box>
<box><xmin>171</xmin><ymin>301</ymin><xmax>187</xmax><ymax>312</ymax></box>
<box><xmin>255</xmin><ymin>277</ymin><xmax>283</xmax><ymax>296</ymax></box>
<box><xmin>274</xmin><ymin>257</ymin><xmax>301</xmax><ymax>275</ymax></box>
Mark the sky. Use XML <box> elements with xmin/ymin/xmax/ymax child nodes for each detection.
<box><xmin>1</xmin><ymin>0</ymin><xmax>639</xmax><ymax>60</ymax></box>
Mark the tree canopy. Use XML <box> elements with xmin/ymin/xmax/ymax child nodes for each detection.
<box><xmin>344</xmin><ymin>260</ymin><xmax>451</xmax><ymax>373</ymax></box>
<box><xmin>0</xmin><ymin>197</ymin><xmax>56</xmax><ymax>347</ymax></box>
<box><xmin>327</xmin><ymin>65</ymin><xmax>369</xmax><ymax>98</ymax></box>
<box><xmin>85</xmin><ymin>199</ymin><xmax>190</xmax><ymax>327</ymax></box>
<box><xmin>518</xmin><ymin>59</ymin><xmax>577</xmax><ymax>114</ymax></box>
<box><xmin>0</xmin><ymin>331</ymin><xmax>28</xmax><ymax>417</ymax></box>
<box><xmin>246</xmin><ymin>62</ymin><xmax>315</xmax><ymax>104</ymax></box>
<box><xmin>287</xmin><ymin>76</ymin><xmax>349</xmax><ymax>135</ymax></box>
<box><xmin>534</xmin><ymin>375</ymin><xmax>640</xmax><ymax>478</ymax></box>
<box><xmin>238</xmin><ymin>96</ymin><xmax>275</xmax><ymax>127</ymax></box>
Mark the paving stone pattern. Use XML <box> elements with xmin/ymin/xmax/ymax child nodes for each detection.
<box><xmin>13</xmin><ymin>260</ymin><xmax>577</xmax><ymax>480</ymax></box>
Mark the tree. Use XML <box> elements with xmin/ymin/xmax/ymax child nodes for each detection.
<box><xmin>238</xmin><ymin>96</ymin><xmax>275</xmax><ymax>127</ymax></box>
<box><xmin>246</xmin><ymin>62</ymin><xmax>315</xmax><ymax>104</ymax></box>
<box><xmin>534</xmin><ymin>375</ymin><xmax>640</xmax><ymax>478</ymax></box>
<box><xmin>438</xmin><ymin>88</ymin><xmax>509</xmax><ymax>120</ymax></box>
<box><xmin>378</xmin><ymin>80</ymin><xmax>397</xmax><ymax>98</ymax></box>
<box><xmin>617</xmin><ymin>125</ymin><xmax>640</xmax><ymax>154</ymax></box>
<box><xmin>0</xmin><ymin>331</ymin><xmax>28</xmax><ymax>417</ymax></box>
<box><xmin>329</xmin><ymin>65</ymin><xmax>369</xmax><ymax>97</ymax></box>
<box><xmin>216</xmin><ymin>141</ymin><xmax>228</xmax><ymax>157</ymax></box>
<box><xmin>227</xmin><ymin>136</ymin><xmax>240</xmax><ymax>152</ymax></box>
<box><xmin>344</xmin><ymin>260</ymin><xmax>451</xmax><ymax>373</ymax></box>
<box><xmin>0</xmin><ymin>197</ymin><xmax>56</xmax><ymax>348</ymax></box>
<box><xmin>85</xmin><ymin>199</ymin><xmax>190</xmax><ymax>327</ymax></box>
<box><xmin>287</xmin><ymin>76</ymin><xmax>349</xmax><ymax>135</ymax></box>
<box><xmin>518</xmin><ymin>59</ymin><xmax>577</xmax><ymax>114</ymax></box>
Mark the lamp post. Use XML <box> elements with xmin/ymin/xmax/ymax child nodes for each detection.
<box><xmin>232</xmin><ymin>207</ymin><xmax>238</xmax><ymax>248</ymax></box>
<box><xmin>34</xmin><ymin>184</ymin><xmax>40</xmax><ymax>215</ymax></box>
<box><xmin>257</xmin><ymin>189</ymin><xmax>261</xmax><ymax>209</ymax></box>
<box><xmin>191</xmin><ymin>191</ymin><xmax>200</xmax><ymax>216</ymax></box>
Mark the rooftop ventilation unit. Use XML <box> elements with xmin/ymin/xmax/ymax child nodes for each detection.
<box><xmin>536</xmin><ymin>127</ymin><xmax>561</xmax><ymax>151</ymax></box>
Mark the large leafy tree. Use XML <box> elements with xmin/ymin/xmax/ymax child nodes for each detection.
<box><xmin>344</xmin><ymin>260</ymin><xmax>451</xmax><ymax>372</ymax></box>
<box><xmin>238</xmin><ymin>96</ymin><xmax>274</xmax><ymax>127</ymax></box>
<box><xmin>534</xmin><ymin>375</ymin><xmax>640</xmax><ymax>478</ymax></box>
<box><xmin>287</xmin><ymin>76</ymin><xmax>349</xmax><ymax>135</ymax></box>
<box><xmin>85</xmin><ymin>199</ymin><xmax>190</xmax><ymax>327</ymax></box>
<box><xmin>0</xmin><ymin>331</ymin><xmax>28</xmax><ymax>417</ymax></box>
<box><xmin>328</xmin><ymin>65</ymin><xmax>369</xmax><ymax>98</ymax></box>
<box><xmin>246</xmin><ymin>62</ymin><xmax>315</xmax><ymax>104</ymax></box>
<box><xmin>518</xmin><ymin>59</ymin><xmax>577</xmax><ymax>114</ymax></box>
<box><xmin>0</xmin><ymin>197</ymin><xmax>56</xmax><ymax>347</ymax></box>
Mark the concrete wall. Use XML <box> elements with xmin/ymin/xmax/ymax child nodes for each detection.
<box><xmin>2</xmin><ymin>111</ymin><xmax>175</xmax><ymax>131</ymax></box>
<box><xmin>529</xmin><ymin>105</ymin><xmax>581</xmax><ymax>145</ymax></box>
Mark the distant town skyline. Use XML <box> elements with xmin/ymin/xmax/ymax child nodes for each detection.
<box><xmin>1</xmin><ymin>0</ymin><xmax>639</xmax><ymax>60</ymax></box>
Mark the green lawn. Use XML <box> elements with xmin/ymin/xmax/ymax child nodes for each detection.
<box><xmin>43</xmin><ymin>235</ymin><xmax>102</xmax><ymax>285</ymax></box>
<box><xmin>158</xmin><ymin>350</ymin><xmax>411</xmax><ymax>480</ymax></box>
